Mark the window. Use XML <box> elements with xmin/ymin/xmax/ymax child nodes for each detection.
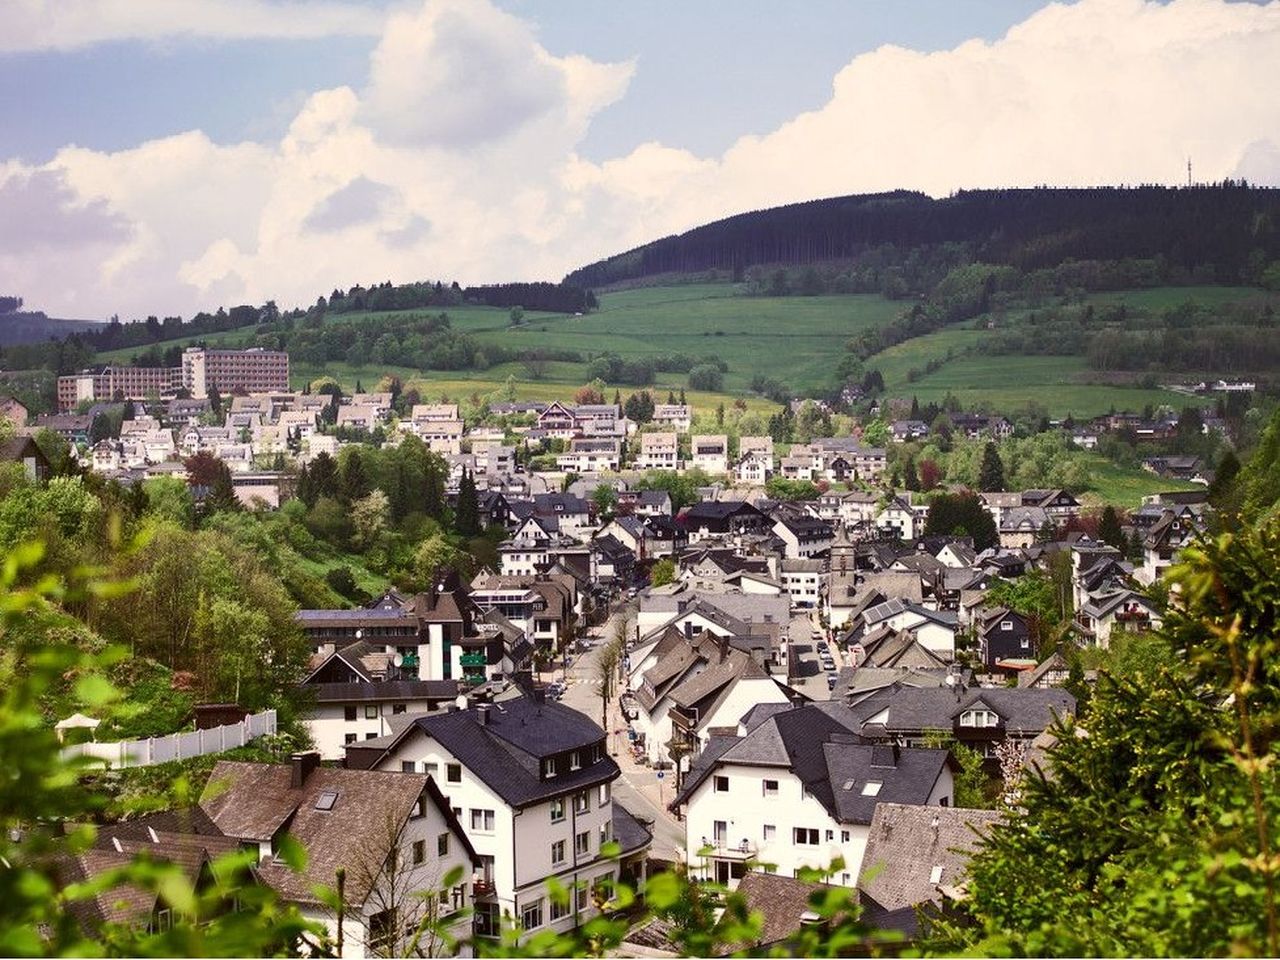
<box><xmin>344</xmin><ymin>733</ymin><xmax>357</xmax><ymax>744</ymax></box>
<box><xmin>713</xmin><ymin>775</ymin><xmax>729</xmax><ymax>793</ymax></box>
<box><xmin>762</xmin><ymin>779</ymin><xmax>779</xmax><ymax>797</ymax></box>
<box><xmin>793</xmin><ymin>827</ymin><xmax>819</xmax><ymax>845</ymax></box>
<box><xmin>344</xmin><ymin>706</ymin><xmax>357</xmax><ymax>722</ymax></box>
<box><xmin>569</xmin><ymin>751</ymin><xmax>581</xmax><ymax>771</ymax></box>
<box><xmin>314</xmin><ymin>790</ymin><xmax>338</xmax><ymax>812</ymax></box>
<box><xmin>365</xmin><ymin>705</ymin><xmax>379</xmax><ymax>719</ymax></box>
<box><xmin>470</xmin><ymin>809</ymin><xmax>496</xmax><ymax>833</ymax></box>
<box><xmin>825</xmin><ymin>829</ymin><xmax>834</xmax><ymax>841</ymax></box>
<box><xmin>401</xmin><ymin>761</ymin><xmax>416</xmax><ymax>773</ymax></box>
<box><xmin>598</xmin><ymin>821</ymin><xmax>611</xmax><ymax>848</ymax></box>
<box><xmin>575</xmin><ymin>883</ymin><xmax>589</xmax><ymax>911</ymax></box>
<box><xmin>929</xmin><ymin>864</ymin><xmax>944</xmax><ymax>885</ymax></box>
<box><xmin>521</xmin><ymin>899</ymin><xmax>543</xmax><ymax>931</ymax></box>
<box><xmin>575</xmin><ymin>831</ymin><xmax>591</xmax><ymax>856</ymax></box>
<box><xmin>551</xmin><ymin>839</ymin><xmax>566</xmax><ymax>865</ymax></box>
<box><xmin>1000</xmin><ymin>620</ymin><xmax>1013</xmax><ymax>631</ymax></box>
<box><xmin>410</xmin><ymin>797</ymin><xmax>426</xmax><ymax>819</ymax></box>
<box><xmin>841</xmin><ymin>830</ymin><xmax>851</xmax><ymax>843</ymax></box>
<box><xmin>574</xmin><ymin>792</ymin><xmax>590</xmax><ymax>814</ymax></box>
<box><xmin>364</xmin><ymin>732</ymin><xmax>377</xmax><ymax>740</ymax></box>
<box><xmin>412</xmin><ymin>840</ymin><xmax>425</xmax><ymax>865</ymax></box>
<box><xmin>546</xmin><ymin>888</ymin><xmax>570</xmax><ymax>922</ymax></box>
<box><xmin>544</xmin><ymin>757</ymin><xmax>558</xmax><ymax>778</ymax></box>
<box><xmin>425</xmin><ymin>762</ymin><xmax>438</xmax><ymax>779</ymax></box>
<box><xmin>437</xmin><ymin>834</ymin><xmax>449</xmax><ymax>857</ymax></box>
<box><xmin>861</xmin><ymin>781</ymin><xmax>882</xmax><ymax>797</ymax></box>
<box><xmin>1020</xmin><ymin>637</ymin><xmax>1030</xmax><ymax>649</ymax></box>
<box><xmin>550</xmin><ymin>798</ymin><xmax>566</xmax><ymax>823</ymax></box>
<box><xmin>960</xmin><ymin>709</ymin><xmax>999</xmax><ymax>728</ymax></box>
<box><xmin>392</xmin><ymin>703</ymin><xmax>407</xmax><ymax>715</ymax></box>
<box><xmin>597</xmin><ymin>783</ymin><xmax>611</xmax><ymax>805</ymax></box>
<box><xmin>446</xmin><ymin>763</ymin><xmax>462</xmax><ymax>784</ymax></box>
<box><xmin>762</xmin><ymin>824</ymin><xmax>776</xmax><ymax>842</ymax></box>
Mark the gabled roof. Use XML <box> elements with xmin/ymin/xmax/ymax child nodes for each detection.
<box><xmin>200</xmin><ymin>762</ymin><xmax>468</xmax><ymax>907</ymax></box>
<box><xmin>354</xmin><ymin>695</ymin><xmax>618</xmax><ymax>809</ymax></box>
<box><xmin>824</xmin><ymin>739</ymin><xmax>954</xmax><ymax>824</ymax></box>
<box><xmin>865</xmin><ymin>686</ymin><xmax>1075</xmax><ymax>736</ymax></box>
<box><xmin>859</xmin><ymin>803</ymin><xmax>1002</xmax><ymax>912</ymax></box>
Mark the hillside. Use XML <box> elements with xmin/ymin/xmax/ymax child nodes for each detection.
<box><xmin>565</xmin><ymin>185</ymin><xmax>1280</xmax><ymax>290</ymax></box>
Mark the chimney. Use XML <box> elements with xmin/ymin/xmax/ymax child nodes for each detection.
<box><xmin>291</xmin><ymin>751</ymin><xmax>321</xmax><ymax>788</ymax></box>
<box><xmin>790</xmin><ymin>690</ymin><xmax>804</xmax><ymax>710</ymax></box>
<box><xmin>717</xmin><ymin>635</ymin><xmax>729</xmax><ymax>663</ymax></box>
<box><xmin>478</xmin><ymin>704</ymin><xmax>491</xmax><ymax>726</ymax></box>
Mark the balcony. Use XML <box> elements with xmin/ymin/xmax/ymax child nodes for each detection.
<box><xmin>459</xmin><ymin>653</ymin><xmax>488</xmax><ymax>668</ymax></box>
<box><xmin>464</xmin><ymin>672</ymin><xmax>487</xmax><ymax>687</ymax></box>
<box><xmin>700</xmin><ymin>837</ymin><xmax>756</xmax><ymax>860</ymax></box>
<box><xmin>472</xmin><ymin>879</ymin><xmax>496</xmax><ymax>899</ymax></box>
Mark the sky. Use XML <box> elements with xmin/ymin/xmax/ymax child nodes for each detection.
<box><xmin>2</xmin><ymin>0</ymin><xmax>1279</xmax><ymax>319</ymax></box>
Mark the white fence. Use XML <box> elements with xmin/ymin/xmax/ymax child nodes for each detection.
<box><xmin>62</xmin><ymin>709</ymin><xmax>277</xmax><ymax>769</ymax></box>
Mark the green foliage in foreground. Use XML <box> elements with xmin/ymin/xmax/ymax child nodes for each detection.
<box><xmin>931</xmin><ymin>518</ymin><xmax>1280</xmax><ymax>957</ymax></box>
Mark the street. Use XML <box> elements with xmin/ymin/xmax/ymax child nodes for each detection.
<box><xmin>786</xmin><ymin>611</ymin><xmax>843</xmax><ymax>701</ymax></box>
<box><xmin>555</xmin><ymin>607</ymin><xmax>686</xmax><ymax>864</ymax></box>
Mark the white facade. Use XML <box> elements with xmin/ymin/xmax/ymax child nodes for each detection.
<box><xmin>684</xmin><ymin>760</ymin><xmax>953</xmax><ymax>888</ymax></box>
<box><xmin>373</xmin><ymin>736</ymin><xmax>621</xmax><ymax>941</ymax></box>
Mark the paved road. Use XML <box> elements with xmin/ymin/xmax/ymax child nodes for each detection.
<box><xmin>787</xmin><ymin>610</ymin><xmax>842</xmax><ymax>701</ymax></box>
<box><xmin>557</xmin><ymin>607</ymin><xmax>686</xmax><ymax>863</ymax></box>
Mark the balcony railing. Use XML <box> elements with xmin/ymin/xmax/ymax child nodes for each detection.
<box><xmin>459</xmin><ymin>653</ymin><xmax>488</xmax><ymax>668</ymax></box>
<box><xmin>701</xmin><ymin>838</ymin><xmax>756</xmax><ymax>860</ymax></box>
<box><xmin>472</xmin><ymin>879</ymin><xmax>496</xmax><ymax>899</ymax></box>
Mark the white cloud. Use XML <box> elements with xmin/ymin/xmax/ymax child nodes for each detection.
<box><xmin>0</xmin><ymin>0</ymin><xmax>384</xmax><ymax>52</ymax></box>
<box><xmin>4</xmin><ymin>0</ymin><xmax>1280</xmax><ymax>320</ymax></box>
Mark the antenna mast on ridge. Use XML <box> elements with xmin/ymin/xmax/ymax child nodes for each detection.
<box><xmin>1187</xmin><ymin>157</ymin><xmax>1192</xmax><ymax>188</ymax></box>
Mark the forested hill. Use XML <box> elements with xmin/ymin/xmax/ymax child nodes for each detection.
<box><xmin>0</xmin><ymin>296</ymin><xmax>100</xmax><ymax>347</ymax></box>
<box><xmin>564</xmin><ymin>185</ymin><xmax>1280</xmax><ymax>290</ymax></box>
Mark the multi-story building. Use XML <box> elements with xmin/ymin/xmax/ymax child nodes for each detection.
<box><xmin>345</xmin><ymin>694</ymin><xmax>652</xmax><ymax>943</ymax></box>
<box><xmin>636</xmin><ymin>432</ymin><xmax>679</xmax><ymax>471</ymax></box>
<box><xmin>56</xmin><ymin>366</ymin><xmax>181</xmax><ymax>410</ymax></box>
<box><xmin>182</xmin><ymin>347</ymin><xmax>289</xmax><ymax>398</ymax></box>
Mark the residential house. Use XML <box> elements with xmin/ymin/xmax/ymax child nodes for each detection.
<box><xmin>690</xmin><ymin>435</ymin><xmax>729</xmax><ymax>474</ymax></box>
<box><xmin>652</xmin><ymin>404</ymin><xmax>692</xmax><ymax>432</ymax></box>
<box><xmin>344</xmin><ymin>694</ymin><xmax>651</xmax><ymax>942</ymax></box>
<box><xmin>557</xmin><ymin>438</ymin><xmax>621</xmax><ymax>474</ymax></box>
<box><xmin>201</xmin><ymin>754</ymin><xmax>476</xmax><ymax>958</ymax></box>
<box><xmin>636</xmin><ymin>432</ymin><xmax>679</xmax><ymax>471</ymax></box>
<box><xmin>771</xmin><ymin>511</ymin><xmax>834</xmax><ymax>559</ymax></box>
<box><xmin>780</xmin><ymin>559</ymin><xmax>826</xmax><ymax>610</ymax></box>
<box><xmin>674</xmin><ymin>702</ymin><xmax>955</xmax><ymax>889</ymax></box>
<box><xmin>976</xmin><ymin>607</ymin><xmax>1035</xmax><ymax>672</ymax></box>
<box><xmin>1075</xmin><ymin>588</ymin><xmax>1163</xmax><ymax>648</ymax></box>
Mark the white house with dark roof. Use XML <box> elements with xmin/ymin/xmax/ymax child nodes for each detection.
<box><xmin>690</xmin><ymin>435</ymin><xmax>729</xmax><ymax>474</ymax></box>
<box><xmin>344</xmin><ymin>693</ymin><xmax>651</xmax><ymax>943</ymax></box>
<box><xmin>672</xmin><ymin>702</ymin><xmax>955</xmax><ymax>889</ymax></box>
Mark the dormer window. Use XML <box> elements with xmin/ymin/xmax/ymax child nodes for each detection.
<box><xmin>569</xmin><ymin>751</ymin><xmax>582</xmax><ymax>771</ymax></box>
<box><xmin>960</xmin><ymin>708</ymin><xmax>999</xmax><ymax>728</ymax></box>
<box><xmin>544</xmin><ymin>757</ymin><xmax>559</xmax><ymax>779</ymax></box>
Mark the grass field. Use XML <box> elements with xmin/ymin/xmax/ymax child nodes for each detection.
<box><xmin>1078</xmin><ymin>455</ymin><xmax>1202</xmax><ymax>509</ymax></box>
<box><xmin>889</xmin><ymin>354</ymin><xmax>1210</xmax><ymax>419</ymax></box>
<box><xmin>94</xmin><ymin>281</ymin><xmax>1268</xmax><ymax>419</ymax></box>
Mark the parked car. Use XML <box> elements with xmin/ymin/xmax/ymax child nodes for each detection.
<box><xmin>827</xmin><ymin>672</ymin><xmax>839</xmax><ymax>690</ymax></box>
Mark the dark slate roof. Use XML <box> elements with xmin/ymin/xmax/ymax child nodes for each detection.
<box><xmin>823</xmin><ymin>739</ymin><xmax>954</xmax><ymax>824</ymax></box>
<box><xmin>867</xmin><ymin>686</ymin><xmax>1075</xmax><ymax>736</ymax></box>
<box><xmin>612</xmin><ymin>802</ymin><xmax>654</xmax><ymax>857</ymax></box>
<box><xmin>366</xmin><ymin>695</ymin><xmax>619</xmax><ymax>808</ymax></box>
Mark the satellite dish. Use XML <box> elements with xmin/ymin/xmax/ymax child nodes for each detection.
<box><xmin>392</xmin><ymin>653</ymin><xmax>404</xmax><ymax>668</ymax></box>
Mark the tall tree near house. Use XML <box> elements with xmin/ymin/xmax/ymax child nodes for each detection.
<box><xmin>597</xmin><ymin>618</ymin><xmax>629</xmax><ymax>733</ymax></box>
<box><xmin>455</xmin><ymin>467</ymin><xmax>479</xmax><ymax>536</ymax></box>
<box><xmin>341</xmin><ymin>812</ymin><xmax>464</xmax><ymax>959</ymax></box>
<box><xmin>903</xmin><ymin>457</ymin><xmax>920</xmax><ymax>491</ymax></box>
<box><xmin>208</xmin><ymin>383</ymin><xmax>222</xmax><ymax>417</ymax></box>
<box><xmin>88</xmin><ymin>412</ymin><xmax>111</xmax><ymax>445</ymax></box>
<box><xmin>308</xmin><ymin>451</ymin><xmax>340</xmax><ymax>502</ymax></box>
<box><xmin>1098</xmin><ymin>505</ymin><xmax>1126</xmax><ymax>552</ymax></box>
<box><xmin>341</xmin><ymin>448</ymin><xmax>372</xmax><ymax>503</ymax></box>
<box><xmin>979</xmin><ymin>441</ymin><xmax>1006</xmax><ymax>492</ymax></box>
<box><xmin>203</xmin><ymin>459</ymin><xmax>241</xmax><ymax>514</ymax></box>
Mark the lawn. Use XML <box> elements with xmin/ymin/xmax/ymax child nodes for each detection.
<box><xmin>1083</xmin><ymin>285</ymin><xmax>1272</xmax><ymax>312</ymax></box>
<box><xmin>1078</xmin><ymin>455</ymin><xmax>1202</xmax><ymax>509</ymax></box>
<box><xmin>470</xmin><ymin>284</ymin><xmax>905</xmax><ymax>393</ymax></box>
<box><xmin>889</xmin><ymin>355</ymin><xmax>1212</xmax><ymax>419</ymax></box>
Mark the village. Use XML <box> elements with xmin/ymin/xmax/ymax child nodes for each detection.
<box><xmin>0</xmin><ymin>341</ymin><xmax>1219</xmax><ymax>956</ymax></box>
